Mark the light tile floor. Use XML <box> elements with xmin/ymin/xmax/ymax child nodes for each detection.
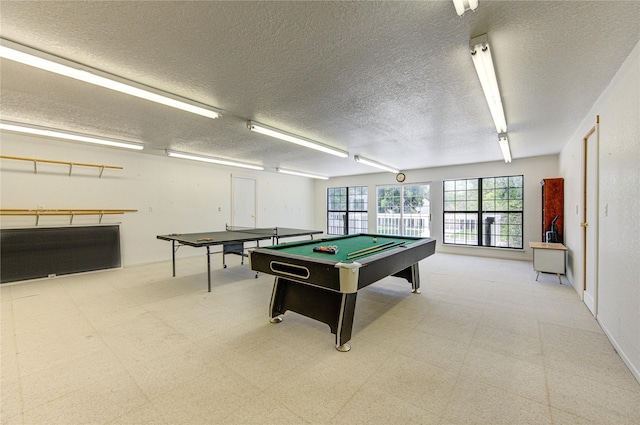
<box><xmin>1</xmin><ymin>253</ymin><xmax>639</xmax><ymax>424</ymax></box>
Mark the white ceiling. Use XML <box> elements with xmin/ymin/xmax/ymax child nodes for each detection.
<box><xmin>1</xmin><ymin>1</ymin><xmax>638</xmax><ymax>177</ymax></box>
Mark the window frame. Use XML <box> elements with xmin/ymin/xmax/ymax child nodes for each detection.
<box><xmin>443</xmin><ymin>175</ymin><xmax>524</xmax><ymax>249</ymax></box>
<box><xmin>327</xmin><ymin>186</ymin><xmax>368</xmax><ymax>235</ymax></box>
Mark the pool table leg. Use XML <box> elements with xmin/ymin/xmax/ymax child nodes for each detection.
<box><xmin>391</xmin><ymin>263</ymin><xmax>421</xmax><ymax>294</ymax></box>
<box><xmin>268</xmin><ymin>277</ymin><xmax>358</xmax><ymax>352</ymax></box>
<box><xmin>336</xmin><ymin>292</ymin><xmax>357</xmax><ymax>352</ymax></box>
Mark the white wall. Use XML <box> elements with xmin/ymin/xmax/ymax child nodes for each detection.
<box><xmin>314</xmin><ymin>155</ymin><xmax>559</xmax><ymax>262</ymax></box>
<box><xmin>559</xmin><ymin>41</ymin><xmax>640</xmax><ymax>381</ymax></box>
<box><xmin>0</xmin><ymin>133</ymin><xmax>317</xmax><ymax>266</ymax></box>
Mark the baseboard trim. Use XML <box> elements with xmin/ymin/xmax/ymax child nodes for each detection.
<box><xmin>598</xmin><ymin>318</ymin><xmax>640</xmax><ymax>385</ymax></box>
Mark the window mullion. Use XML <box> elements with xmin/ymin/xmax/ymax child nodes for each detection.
<box><xmin>345</xmin><ymin>189</ymin><xmax>349</xmax><ymax>234</ymax></box>
<box><xmin>399</xmin><ymin>186</ymin><xmax>404</xmax><ymax>235</ymax></box>
<box><xmin>477</xmin><ymin>179</ymin><xmax>483</xmax><ymax>247</ymax></box>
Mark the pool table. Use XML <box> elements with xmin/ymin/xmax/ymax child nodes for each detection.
<box><xmin>249</xmin><ymin>233</ymin><xmax>436</xmax><ymax>351</ymax></box>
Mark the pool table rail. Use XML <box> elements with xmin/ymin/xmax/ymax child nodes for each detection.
<box><xmin>249</xmin><ymin>235</ymin><xmax>435</xmax><ymax>293</ymax></box>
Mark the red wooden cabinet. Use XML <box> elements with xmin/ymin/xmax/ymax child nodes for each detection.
<box><xmin>541</xmin><ymin>178</ymin><xmax>564</xmax><ymax>243</ymax></box>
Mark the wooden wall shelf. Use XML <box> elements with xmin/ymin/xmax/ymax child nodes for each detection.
<box><xmin>0</xmin><ymin>209</ymin><xmax>137</xmax><ymax>225</ymax></box>
<box><xmin>0</xmin><ymin>155</ymin><xmax>123</xmax><ymax>177</ymax></box>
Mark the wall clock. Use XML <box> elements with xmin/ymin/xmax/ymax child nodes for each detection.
<box><xmin>396</xmin><ymin>172</ymin><xmax>406</xmax><ymax>183</ymax></box>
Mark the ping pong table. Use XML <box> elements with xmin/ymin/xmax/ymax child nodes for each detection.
<box><xmin>156</xmin><ymin>226</ymin><xmax>323</xmax><ymax>292</ymax></box>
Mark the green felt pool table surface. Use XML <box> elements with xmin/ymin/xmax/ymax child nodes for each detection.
<box><xmin>264</xmin><ymin>234</ymin><xmax>423</xmax><ymax>263</ymax></box>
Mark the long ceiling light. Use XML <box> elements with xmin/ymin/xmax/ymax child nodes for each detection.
<box><xmin>276</xmin><ymin>168</ymin><xmax>328</xmax><ymax>180</ymax></box>
<box><xmin>0</xmin><ymin>121</ymin><xmax>144</xmax><ymax>150</ymax></box>
<box><xmin>354</xmin><ymin>155</ymin><xmax>400</xmax><ymax>173</ymax></box>
<box><xmin>166</xmin><ymin>150</ymin><xmax>264</xmax><ymax>171</ymax></box>
<box><xmin>247</xmin><ymin>121</ymin><xmax>348</xmax><ymax>158</ymax></box>
<box><xmin>470</xmin><ymin>34</ymin><xmax>507</xmax><ymax>134</ymax></box>
<box><xmin>452</xmin><ymin>0</ymin><xmax>479</xmax><ymax>16</ymax></box>
<box><xmin>498</xmin><ymin>133</ymin><xmax>512</xmax><ymax>163</ymax></box>
<box><xmin>0</xmin><ymin>38</ymin><xmax>221</xmax><ymax>119</ymax></box>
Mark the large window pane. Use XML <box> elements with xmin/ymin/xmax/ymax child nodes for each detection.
<box><xmin>348</xmin><ymin>186</ymin><xmax>368</xmax><ymax>210</ymax></box>
<box><xmin>377</xmin><ymin>184</ymin><xmax>402</xmax><ymax>235</ymax></box>
<box><xmin>328</xmin><ymin>187</ymin><xmax>346</xmax><ymax>210</ymax></box>
<box><xmin>348</xmin><ymin>212</ymin><xmax>368</xmax><ymax>234</ymax></box>
<box><xmin>443</xmin><ymin>212</ymin><xmax>478</xmax><ymax>245</ymax></box>
<box><xmin>327</xmin><ymin>211</ymin><xmax>346</xmax><ymax>235</ymax></box>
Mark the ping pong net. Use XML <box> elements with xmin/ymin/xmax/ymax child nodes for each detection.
<box><xmin>225</xmin><ymin>225</ymin><xmax>279</xmax><ymax>236</ymax></box>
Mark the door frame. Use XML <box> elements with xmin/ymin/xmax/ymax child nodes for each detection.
<box><xmin>582</xmin><ymin>116</ymin><xmax>599</xmax><ymax>316</ymax></box>
<box><xmin>231</xmin><ymin>175</ymin><xmax>257</xmax><ymax>228</ymax></box>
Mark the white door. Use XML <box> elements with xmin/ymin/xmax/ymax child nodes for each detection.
<box><xmin>232</xmin><ymin>175</ymin><xmax>256</xmax><ymax>228</ymax></box>
<box><xmin>582</xmin><ymin>118</ymin><xmax>599</xmax><ymax>316</ymax></box>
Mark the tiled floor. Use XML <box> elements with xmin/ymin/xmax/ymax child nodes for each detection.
<box><xmin>1</xmin><ymin>253</ymin><xmax>639</xmax><ymax>425</ymax></box>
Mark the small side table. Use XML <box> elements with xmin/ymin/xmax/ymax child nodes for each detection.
<box><xmin>529</xmin><ymin>242</ymin><xmax>568</xmax><ymax>284</ymax></box>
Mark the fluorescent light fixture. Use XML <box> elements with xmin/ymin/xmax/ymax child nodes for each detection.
<box><xmin>498</xmin><ymin>133</ymin><xmax>512</xmax><ymax>163</ymax></box>
<box><xmin>0</xmin><ymin>38</ymin><xmax>221</xmax><ymax>119</ymax></box>
<box><xmin>247</xmin><ymin>121</ymin><xmax>348</xmax><ymax>158</ymax></box>
<box><xmin>354</xmin><ymin>155</ymin><xmax>400</xmax><ymax>173</ymax></box>
<box><xmin>0</xmin><ymin>121</ymin><xmax>144</xmax><ymax>150</ymax></box>
<box><xmin>452</xmin><ymin>0</ymin><xmax>479</xmax><ymax>16</ymax></box>
<box><xmin>166</xmin><ymin>150</ymin><xmax>264</xmax><ymax>171</ymax></box>
<box><xmin>470</xmin><ymin>34</ymin><xmax>507</xmax><ymax>134</ymax></box>
<box><xmin>276</xmin><ymin>167</ymin><xmax>328</xmax><ymax>180</ymax></box>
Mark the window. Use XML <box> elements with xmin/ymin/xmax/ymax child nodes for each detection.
<box><xmin>376</xmin><ymin>184</ymin><xmax>430</xmax><ymax>237</ymax></box>
<box><xmin>327</xmin><ymin>186</ymin><xmax>368</xmax><ymax>235</ymax></box>
<box><xmin>443</xmin><ymin>175</ymin><xmax>523</xmax><ymax>249</ymax></box>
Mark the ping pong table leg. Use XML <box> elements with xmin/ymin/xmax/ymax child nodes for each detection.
<box><xmin>207</xmin><ymin>246</ymin><xmax>211</xmax><ymax>292</ymax></box>
<box><xmin>172</xmin><ymin>240</ymin><xmax>176</xmax><ymax>277</ymax></box>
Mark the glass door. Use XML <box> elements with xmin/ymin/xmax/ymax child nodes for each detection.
<box><xmin>377</xmin><ymin>184</ymin><xmax>430</xmax><ymax>237</ymax></box>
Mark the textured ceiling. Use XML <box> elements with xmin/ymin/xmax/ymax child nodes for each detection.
<box><xmin>1</xmin><ymin>1</ymin><xmax>639</xmax><ymax>177</ymax></box>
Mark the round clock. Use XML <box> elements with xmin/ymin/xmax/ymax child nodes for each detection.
<box><xmin>396</xmin><ymin>173</ymin><xmax>406</xmax><ymax>183</ymax></box>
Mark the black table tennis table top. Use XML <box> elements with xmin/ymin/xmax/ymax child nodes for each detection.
<box><xmin>156</xmin><ymin>227</ymin><xmax>323</xmax><ymax>247</ymax></box>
